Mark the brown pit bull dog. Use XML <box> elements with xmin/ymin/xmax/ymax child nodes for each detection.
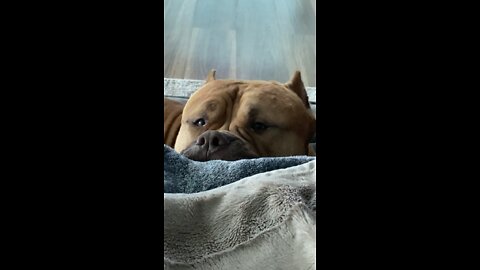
<box><xmin>164</xmin><ymin>70</ymin><xmax>316</xmax><ymax>161</ymax></box>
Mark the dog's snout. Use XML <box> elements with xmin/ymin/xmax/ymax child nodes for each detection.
<box><xmin>181</xmin><ymin>130</ymin><xmax>259</xmax><ymax>161</ymax></box>
<box><xmin>196</xmin><ymin>131</ymin><xmax>230</xmax><ymax>149</ymax></box>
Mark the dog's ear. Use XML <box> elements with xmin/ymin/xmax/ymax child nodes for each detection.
<box><xmin>285</xmin><ymin>71</ymin><xmax>310</xmax><ymax>108</ymax></box>
<box><xmin>206</xmin><ymin>69</ymin><xmax>216</xmax><ymax>82</ymax></box>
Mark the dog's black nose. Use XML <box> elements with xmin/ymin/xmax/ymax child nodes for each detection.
<box><xmin>196</xmin><ymin>131</ymin><xmax>230</xmax><ymax>150</ymax></box>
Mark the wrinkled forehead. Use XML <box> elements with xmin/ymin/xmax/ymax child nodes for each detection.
<box><xmin>237</xmin><ymin>90</ymin><xmax>309</xmax><ymax>124</ymax></box>
<box><xmin>239</xmin><ymin>84</ymin><xmax>303</xmax><ymax>108</ymax></box>
<box><xmin>188</xmin><ymin>80</ymin><xmax>241</xmax><ymax>102</ymax></box>
<box><xmin>183</xmin><ymin>81</ymin><xmax>238</xmax><ymax>116</ymax></box>
<box><xmin>186</xmin><ymin>80</ymin><xmax>302</xmax><ymax>108</ymax></box>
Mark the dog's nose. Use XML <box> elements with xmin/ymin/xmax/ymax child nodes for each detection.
<box><xmin>195</xmin><ymin>131</ymin><xmax>230</xmax><ymax>150</ymax></box>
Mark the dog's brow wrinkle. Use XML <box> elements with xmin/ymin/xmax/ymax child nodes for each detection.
<box><xmin>206</xmin><ymin>102</ymin><xmax>217</xmax><ymax>111</ymax></box>
<box><xmin>248</xmin><ymin>108</ymin><xmax>259</xmax><ymax>119</ymax></box>
<box><xmin>229</xmin><ymin>86</ymin><xmax>238</xmax><ymax>102</ymax></box>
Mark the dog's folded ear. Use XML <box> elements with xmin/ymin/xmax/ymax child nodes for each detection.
<box><xmin>206</xmin><ymin>69</ymin><xmax>216</xmax><ymax>82</ymax></box>
<box><xmin>285</xmin><ymin>71</ymin><xmax>310</xmax><ymax>109</ymax></box>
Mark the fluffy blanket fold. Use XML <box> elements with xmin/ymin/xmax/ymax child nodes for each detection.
<box><xmin>164</xmin><ymin>145</ymin><xmax>315</xmax><ymax>193</ymax></box>
<box><xmin>164</xmin><ymin>146</ymin><xmax>316</xmax><ymax>270</ymax></box>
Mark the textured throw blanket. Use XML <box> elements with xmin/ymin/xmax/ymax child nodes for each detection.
<box><xmin>164</xmin><ymin>146</ymin><xmax>316</xmax><ymax>269</ymax></box>
<box><xmin>164</xmin><ymin>145</ymin><xmax>315</xmax><ymax>193</ymax></box>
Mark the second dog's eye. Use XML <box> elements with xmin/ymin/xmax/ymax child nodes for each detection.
<box><xmin>251</xmin><ymin>122</ymin><xmax>268</xmax><ymax>132</ymax></box>
<box><xmin>193</xmin><ymin>118</ymin><xmax>206</xmax><ymax>126</ymax></box>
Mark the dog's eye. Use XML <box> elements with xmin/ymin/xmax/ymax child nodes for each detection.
<box><xmin>193</xmin><ymin>118</ymin><xmax>206</xmax><ymax>126</ymax></box>
<box><xmin>251</xmin><ymin>122</ymin><xmax>268</xmax><ymax>132</ymax></box>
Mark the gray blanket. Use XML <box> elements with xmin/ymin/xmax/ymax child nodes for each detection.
<box><xmin>164</xmin><ymin>159</ymin><xmax>317</xmax><ymax>270</ymax></box>
<box><xmin>164</xmin><ymin>145</ymin><xmax>315</xmax><ymax>193</ymax></box>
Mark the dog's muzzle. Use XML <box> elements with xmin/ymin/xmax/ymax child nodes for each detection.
<box><xmin>180</xmin><ymin>130</ymin><xmax>259</xmax><ymax>161</ymax></box>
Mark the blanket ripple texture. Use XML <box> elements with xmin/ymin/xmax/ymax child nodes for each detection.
<box><xmin>164</xmin><ymin>146</ymin><xmax>316</xmax><ymax>270</ymax></box>
<box><xmin>164</xmin><ymin>145</ymin><xmax>315</xmax><ymax>193</ymax></box>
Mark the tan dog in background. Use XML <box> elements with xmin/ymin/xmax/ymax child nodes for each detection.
<box><xmin>164</xmin><ymin>70</ymin><xmax>316</xmax><ymax>161</ymax></box>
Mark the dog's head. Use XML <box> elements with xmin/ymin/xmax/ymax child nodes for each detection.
<box><xmin>174</xmin><ymin>70</ymin><xmax>316</xmax><ymax>161</ymax></box>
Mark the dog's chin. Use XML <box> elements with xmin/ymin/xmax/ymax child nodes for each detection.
<box><xmin>180</xmin><ymin>146</ymin><xmax>259</xmax><ymax>162</ymax></box>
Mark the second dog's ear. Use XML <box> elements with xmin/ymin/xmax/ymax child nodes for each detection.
<box><xmin>206</xmin><ymin>69</ymin><xmax>216</xmax><ymax>82</ymax></box>
<box><xmin>285</xmin><ymin>71</ymin><xmax>310</xmax><ymax>108</ymax></box>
